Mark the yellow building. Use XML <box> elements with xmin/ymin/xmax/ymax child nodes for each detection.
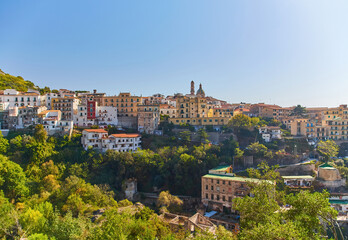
<box><xmin>169</xmin><ymin>95</ymin><xmax>230</xmax><ymax>126</ymax></box>
<box><xmin>324</xmin><ymin>105</ymin><xmax>348</xmax><ymax>141</ymax></box>
<box><xmin>250</xmin><ymin>103</ymin><xmax>292</xmax><ymax>120</ymax></box>
<box><xmin>290</xmin><ymin>118</ymin><xmax>328</xmax><ymax>140</ymax></box>
<box><xmin>100</xmin><ymin>93</ymin><xmax>142</xmax><ymax>117</ymax></box>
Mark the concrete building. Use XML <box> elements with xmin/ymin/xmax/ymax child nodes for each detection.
<box><xmin>81</xmin><ymin>129</ymin><xmax>108</xmax><ymax>150</ymax></box>
<box><xmin>2</xmin><ymin>106</ymin><xmax>46</xmax><ymax>129</ymax></box>
<box><xmin>76</xmin><ymin>89</ymin><xmax>106</xmax><ymax>106</ymax></box>
<box><xmin>324</xmin><ymin>105</ymin><xmax>348</xmax><ymax>141</ymax></box>
<box><xmin>250</xmin><ymin>103</ymin><xmax>292</xmax><ymax>120</ymax></box>
<box><xmin>259</xmin><ymin>126</ymin><xmax>282</xmax><ymax>142</ymax></box>
<box><xmin>100</xmin><ymin>93</ymin><xmax>142</xmax><ymax>117</ymax></box>
<box><xmin>81</xmin><ymin>129</ymin><xmax>141</xmax><ymax>152</ymax></box>
<box><xmin>201</xmin><ymin>165</ymin><xmax>267</xmax><ymax>212</ymax></box>
<box><xmin>37</xmin><ymin>110</ymin><xmax>73</xmax><ymax>136</ymax></box>
<box><xmin>96</xmin><ymin>106</ymin><xmax>118</xmax><ymax>126</ymax></box>
<box><xmin>101</xmin><ymin>133</ymin><xmax>141</xmax><ymax>152</ymax></box>
<box><xmin>137</xmin><ymin>104</ymin><xmax>159</xmax><ymax>134</ymax></box>
<box><xmin>0</xmin><ymin>89</ymin><xmax>42</xmax><ymax>110</ymax></box>
<box><xmin>159</xmin><ymin>104</ymin><xmax>177</xmax><ymax>118</ymax></box>
<box><xmin>282</xmin><ymin>176</ymin><xmax>314</xmax><ymax>188</ymax></box>
<box><xmin>52</xmin><ymin>97</ymin><xmax>79</xmax><ymax>121</ymax></box>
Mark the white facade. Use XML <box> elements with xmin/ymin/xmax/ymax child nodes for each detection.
<box><xmin>96</xmin><ymin>106</ymin><xmax>118</xmax><ymax>126</ymax></box>
<box><xmin>81</xmin><ymin>129</ymin><xmax>108</xmax><ymax>150</ymax></box>
<box><xmin>102</xmin><ymin>134</ymin><xmax>141</xmax><ymax>152</ymax></box>
<box><xmin>43</xmin><ymin>92</ymin><xmax>60</xmax><ymax>110</ymax></box>
<box><xmin>261</xmin><ymin>133</ymin><xmax>271</xmax><ymax>143</ymax></box>
<box><xmin>259</xmin><ymin>126</ymin><xmax>282</xmax><ymax>142</ymax></box>
<box><xmin>0</xmin><ymin>89</ymin><xmax>42</xmax><ymax>110</ymax></box>
<box><xmin>73</xmin><ymin>105</ymin><xmax>118</xmax><ymax>127</ymax></box>
<box><xmin>81</xmin><ymin>129</ymin><xmax>141</xmax><ymax>152</ymax></box>
<box><xmin>38</xmin><ymin>110</ymin><xmax>73</xmax><ymax>135</ymax></box>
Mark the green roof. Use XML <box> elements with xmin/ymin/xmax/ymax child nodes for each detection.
<box><xmin>203</xmin><ymin>174</ymin><xmax>272</xmax><ymax>184</ymax></box>
<box><xmin>319</xmin><ymin>163</ymin><xmax>336</xmax><ymax>169</ymax></box>
<box><xmin>329</xmin><ymin>200</ymin><xmax>348</xmax><ymax>205</ymax></box>
<box><xmin>211</xmin><ymin>165</ymin><xmax>231</xmax><ymax>171</ymax></box>
<box><xmin>282</xmin><ymin>176</ymin><xmax>314</xmax><ymax>179</ymax></box>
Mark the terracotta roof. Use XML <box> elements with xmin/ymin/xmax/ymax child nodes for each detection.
<box><xmin>110</xmin><ymin>133</ymin><xmax>140</xmax><ymax>138</ymax></box>
<box><xmin>83</xmin><ymin>129</ymin><xmax>108</xmax><ymax>133</ymax></box>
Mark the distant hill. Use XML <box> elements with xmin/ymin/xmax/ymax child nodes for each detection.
<box><xmin>0</xmin><ymin>68</ymin><xmax>38</xmax><ymax>92</ymax></box>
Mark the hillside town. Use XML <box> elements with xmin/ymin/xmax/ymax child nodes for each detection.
<box><xmin>1</xmin><ymin>79</ymin><xmax>348</xmax><ymax>238</ymax></box>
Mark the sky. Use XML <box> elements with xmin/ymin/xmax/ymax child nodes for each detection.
<box><xmin>1</xmin><ymin>0</ymin><xmax>348</xmax><ymax>107</ymax></box>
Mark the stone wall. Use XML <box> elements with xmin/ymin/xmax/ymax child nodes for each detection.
<box><xmin>276</xmin><ymin>163</ymin><xmax>316</xmax><ymax>176</ymax></box>
<box><xmin>117</xmin><ymin>116</ymin><xmax>137</xmax><ymax>129</ymax></box>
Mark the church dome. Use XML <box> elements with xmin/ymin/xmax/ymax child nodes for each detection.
<box><xmin>196</xmin><ymin>83</ymin><xmax>205</xmax><ymax>97</ymax></box>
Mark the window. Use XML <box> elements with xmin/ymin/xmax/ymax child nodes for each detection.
<box><xmin>211</xmin><ymin>194</ymin><xmax>214</xmax><ymax>200</ymax></box>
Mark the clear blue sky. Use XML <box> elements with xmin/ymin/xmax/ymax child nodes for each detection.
<box><xmin>1</xmin><ymin>0</ymin><xmax>348</xmax><ymax>107</ymax></box>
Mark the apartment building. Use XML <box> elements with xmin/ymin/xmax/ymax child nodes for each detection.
<box><xmin>250</xmin><ymin>103</ymin><xmax>292</xmax><ymax>120</ymax></box>
<box><xmin>324</xmin><ymin>105</ymin><xmax>348</xmax><ymax>141</ymax></box>
<box><xmin>81</xmin><ymin>129</ymin><xmax>141</xmax><ymax>152</ymax></box>
<box><xmin>159</xmin><ymin>104</ymin><xmax>177</xmax><ymax>118</ymax></box>
<box><xmin>0</xmin><ymin>89</ymin><xmax>41</xmax><ymax>110</ymax></box>
<box><xmin>137</xmin><ymin>104</ymin><xmax>159</xmax><ymax>134</ymax></box>
<box><xmin>37</xmin><ymin>110</ymin><xmax>73</xmax><ymax>136</ymax></box>
<box><xmin>169</xmin><ymin>95</ymin><xmax>230</xmax><ymax>126</ymax></box>
<box><xmin>100</xmin><ymin>93</ymin><xmax>142</xmax><ymax>117</ymax></box>
<box><xmin>201</xmin><ymin>166</ymin><xmax>267</xmax><ymax>212</ymax></box>
<box><xmin>101</xmin><ymin>133</ymin><xmax>141</xmax><ymax>152</ymax></box>
<box><xmin>76</xmin><ymin>89</ymin><xmax>106</xmax><ymax>106</ymax></box>
<box><xmin>2</xmin><ymin>106</ymin><xmax>46</xmax><ymax>129</ymax></box>
<box><xmin>81</xmin><ymin>129</ymin><xmax>109</xmax><ymax>150</ymax></box>
<box><xmin>51</xmin><ymin>97</ymin><xmax>79</xmax><ymax>120</ymax></box>
<box><xmin>259</xmin><ymin>126</ymin><xmax>282</xmax><ymax>142</ymax></box>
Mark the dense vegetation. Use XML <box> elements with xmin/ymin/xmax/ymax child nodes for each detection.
<box><xmin>0</xmin><ymin>68</ymin><xmax>51</xmax><ymax>94</ymax></box>
<box><xmin>0</xmin><ymin>124</ymin><xmax>343</xmax><ymax>239</ymax></box>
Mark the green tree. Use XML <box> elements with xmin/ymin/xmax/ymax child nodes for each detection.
<box><xmin>291</xmin><ymin>105</ymin><xmax>306</xmax><ymax>116</ymax></box>
<box><xmin>228</xmin><ymin>114</ymin><xmax>251</xmax><ymax>129</ymax></box>
<box><xmin>34</xmin><ymin>124</ymin><xmax>48</xmax><ymax>143</ymax></box>
<box><xmin>317</xmin><ymin>140</ymin><xmax>339</xmax><ymax>162</ymax></box>
<box><xmin>157</xmin><ymin>190</ymin><xmax>183</xmax><ymax>213</ymax></box>
<box><xmin>247</xmin><ymin>142</ymin><xmax>271</xmax><ymax>159</ymax></box>
<box><xmin>197</xmin><ymin>128</ymin><xmax>209</xmax><ymax>143</ymax></box>
<box><xmin>0</xmin><ymin>155</ymin><xmax>29</xmax><ymax>201</ymax></box>
<box><xmin>0</xmin><ymin>133</ymin><xmax>9</xmax><ymax>154</ymax></box>
<box><xmin>178</xmin><ymin>131</ymin><xmax>191</xmax><ymax>144</ymax></box>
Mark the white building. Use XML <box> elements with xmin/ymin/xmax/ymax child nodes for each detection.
<box><xmin>282</xmin><ymin>176</ymin><xmax>314</xmax><ymax>188</ymax></box>
<box><xmin>96</xmin><ymin>106</ymin><xmax>118</xmax><ymax>126</ymax></box>
<box><xmin>0</xmin><ymin>89</ymin><xmax>42</xmax><ymax>110</ymax></box>
<box><xmin>73</xmin><ymin>105</ymin><xmax>118</xmax><ymax>127</ymax></box>
<box><xmin>81</xmin><ymin>129</ymin><xmax>108</xmax><ymax>150</ymax></box>
<box><xmin>43</xmin><ymin>92</ymin><xmax>60</xmax><ymax>110</ymax></box>
<box><xmin>259</xmin><ymin>126</ymin><xmax>282</xmax><ymax>142</ymax></box>
<box><xmin>81</xmin><ymin>129</ymin><xmax>141</xmax><ymax>152</ymax></box>
<box><xmin>38</xmin><ymin>110</ymin><xmax>73</xmax><ymax>136</ymax></box>
<box><xmin>102</xmin><ymin>133</ymin><xmax>141</xmax><ymax>152</ymax></box>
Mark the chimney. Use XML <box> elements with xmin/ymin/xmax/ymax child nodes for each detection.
<box><xmin>93</xmin><ymin>89</ymin><xmax>97</xmax><ymax>94</ymax></box>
